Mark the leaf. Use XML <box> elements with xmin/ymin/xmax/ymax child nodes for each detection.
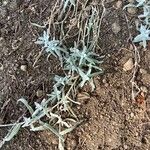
<box><xmin>69</xmin><ymin>0</ymin><xmax>75</xmax><ymax>6</ymax></box>
<box><xmin>18</xmin><ymin>98</ymin><xmax>34</xmax><ymax>115</ymax></box>
<box><xmin>60</xmin><ymin>120</ymin><xmax>83</xmax><ymax>135</ymax></box>
<box><xmin>136</xmin><ymin>0</ymin><xmax>146</xmax><ymax>7</ymax></box>
<box><xmin>133</xmin><ymin>25</ymin><xmax>150</xmax><ymax>48</ymax></box>
<box><xmin>22</xmin><ymin>117</ymin><xmax>31</xmax><ymax>127</ymax></box>
<box><xmin>4</xmin><ymin>123</ymin><xmax>21</xmax><ymax>142</ymax></box>
<box><xmin>0</xmin><ymin>140</ymin><xmax>5</xmax><ymax>149</ymax></box>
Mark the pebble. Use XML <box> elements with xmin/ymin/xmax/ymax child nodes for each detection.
<box><xmin>124</xmin><ymin>145</ymin><xmax>128</xmax><ymax>149</ymax></box>
<box><xmin>130</xmin><ymin>112</ymin><xmax>134</xmax><ymax>118</ymax></box>
<box><xmin>115</xmin><ymin>1</ymin><xmax>122</xmax><ymax>9</ymax></box>
<box><xmin>20</xmin><ymin>64</ymin><xmax>27</xmax><ymax>71</ymax></box>
<box><xmin>36</xmin><ymin>89</ymin><xmax>43</xmax><ymax>97</ymax></box>
<box><xmin>112</xmin><ymin>22</ymin><xmax>121</xmax><ymax>34</ymax></box>
<box><xmin>127</xmin><ymin>7</ymin><xmax>137</xmax><ymax>15</ymax></box>
<box><xmin>123</xmin><ymin>58</ymin><xmax>134</xmax><ymax>71</ymax></box>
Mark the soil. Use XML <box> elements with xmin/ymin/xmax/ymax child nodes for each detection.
<box><xmin>0</xmin><ymin>0</ymin><xmax>150</xmax><ymax>150</ymax></box>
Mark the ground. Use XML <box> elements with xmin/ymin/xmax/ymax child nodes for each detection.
<box><xmin>0</xmin><ymin>0</ymin><xmax>150</xmax><ymax>150</ymax></box>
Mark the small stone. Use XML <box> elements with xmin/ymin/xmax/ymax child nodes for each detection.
<box><xmin>115</xmin><ymin>1</ymin><xmax>122</xmax><ymax>9</ymax></box>
<box><xmin>140</xmin><ymin>86</ymin><xmax>148</xmax><ymax>93</ymax></box>
<box><xmin>140</xmin><ymin>68</ymin><xmax>147</xmax><ymax>74</ymax></box>
<box><xmin>130</xmin><ymin>112</ymin><xmax>134</xmax><ymax>118</ymax></box>
<box><xmin>112</xmin><ymin>22</ymin><xmax>121</xmax><ymax>34</ymax></box>
<box><xmin>129</xmin><ymin>44</ymin><xmax>134</xmax><ymax>50</ymax></box>
<box><xmin>124</xmin><ymin>145</ymin><xmax>128</xmax><ymax>149</ymax></box>
<box><xmin>123</xmin><ymin>58</ymin><xmax>134</xmax><ymax>71</ymax></box>
<box><xmin>127</xmin><ymin>7</ymin><xmax>137</xmax><ymax>15</ymax></box>
<box><xmin>36</xmin><ymin>89</ymin><xmax>43</xmax><ymax>97</ymax></box>
<box><xmin>20</xmin><ymin>65</ymin><xmax>27</xmax><ymax>71</ymax></box>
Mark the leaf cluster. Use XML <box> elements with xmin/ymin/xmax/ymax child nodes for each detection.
<box><xmin>124</xmin><ymin>0</ymin><xmax>150</xmax><ymax>48</ymax></box>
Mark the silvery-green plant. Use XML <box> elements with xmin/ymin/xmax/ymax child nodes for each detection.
<box><xmin>64</xmin><ymin>46</ymin><xmax>103</xmax><ymax>90</ymax></box>
<box><xmin>0</xmin><ymin>3</ymin><xmax>104</xmax><ymax>150</ymax></box>
<box><xmin>35</xmin><ymin>30</ymin><xmax>68</xmax><ymax>65</ymax></box>
<box><xmin>124</xmin><ymin>0</ymin><xmax>150</xmax><ymax>48</ymax></box>
<box><xmin>1</xmin><ymin>33</ymin><xmax>102</xmax><ymax>150</ymax></box>
<box><xmin>133</xmin><ymin>24</ymin><xmax>150</xmax><ymax>48</ymax></box>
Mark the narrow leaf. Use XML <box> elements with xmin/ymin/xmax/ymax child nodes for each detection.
<box><xmin>18</xmin><ymin>98</ymin><xmax>34</xmax><ymax>115</ymax></box>
<box><xmin>4</xmin><ymin>123</ymin><xmax>21</xmax><ymax>141</ymax></box>
<box><xmin>39</xmin><ymin>121</ymin><xmax>64</xmax><ymax>141</ymax></box>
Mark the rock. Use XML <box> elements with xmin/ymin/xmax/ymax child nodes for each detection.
<box><xmin>123</xmin><ymin>58</ymin><xmax>134</xmax><ymax>71</ymax></box>
<box><xmin>124</xmin><ymin>145</ymin><xmax>128</xmax><ymax>149</ymax></box>
<box><xmin>130</xmin><ymin>112</ymin><xmax>134</xmax><ymax>118</ymax></box>
<box><xmin>127</xmin><ymin>7</ymin><xmax>137</xmax><ymax>15</ymax></box>
<box><xmin>20</xmin><ymin>64</ymin><xmax>27</xmax><ymax>71</ymax></box>
<box><xmin>36</xmin><ymin>89</ymin><xmax>43</xmax><ymax>97</ymax></box>
<box><xmin>112</xmin><ymin>22</ymin><xmax>121</xmax><ymax>34</ymax></box>
<box><xmin>115</xmin><ymin>1</ymin><xmax>122</xmax><ymax>9</ymax></box>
